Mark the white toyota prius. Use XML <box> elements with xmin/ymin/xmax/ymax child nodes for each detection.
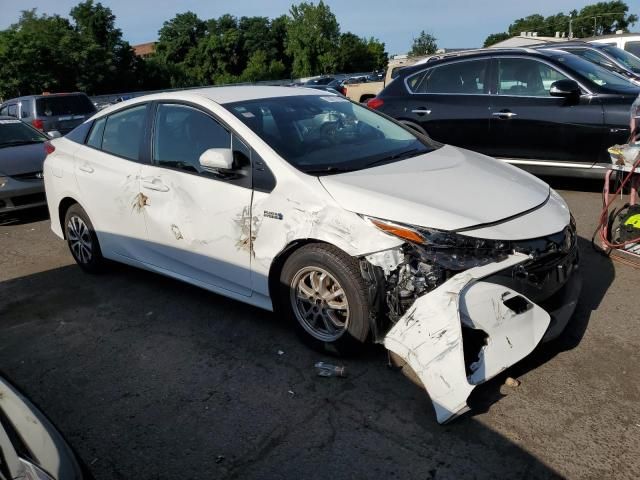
<box><xmin>44</xmin><ymin>86</ymin><xmax>581</xmax><ymax>423</ymax></box>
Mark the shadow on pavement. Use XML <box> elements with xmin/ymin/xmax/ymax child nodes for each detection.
<box><xmin>0</xmin><ymin>206</ymin><xmax>50</xmax><ymax>226</ymax></box>
<box><xmin>0</xmin><ymin>260</ymin><xmax>566</xmax><ymax>480</ymax></box>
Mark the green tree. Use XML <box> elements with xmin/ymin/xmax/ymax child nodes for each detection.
<box><xmin>69</xmin><ymin>0</ymin><xmax>139</xmax><ymax>94</ymax></box>
<box><xmin>572</xmin><ymin>1</ymin><xmax>638</xmax><ymax>37</ymax></box>
<box><xmin>409</xmin><ymin>31</ymin><xmax>437</xmax><ymax>57</ymax></box>
<box><xmin>286</xmin><ymin>1</ymin><xmax>340</xmax><ymax>77</ymax></box>
<box><xmin>483</xmin><ymin>32</ymin><xmax>511</xmax><ymax>47</ymax></box>
<box><xmin>337</xmin><ymin>33</ymin><xmax>387</xmax><ymax>72</ymax></box>
<box><xmin>0</xmin><ymin>10</ymin><xmax>78</xmax><ymax>98</ymax></box>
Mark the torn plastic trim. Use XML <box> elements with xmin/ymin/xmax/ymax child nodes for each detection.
<box><xmin>383</xmin><ymin>253</ymin><xmax>551</xmax><ymax>424</ymax></box>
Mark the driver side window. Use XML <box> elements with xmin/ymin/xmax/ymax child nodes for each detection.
<box><xmin>498</xmin><ymin>58</ymin><xmax>569</xmax><ymax>97</ymax></box>
<box><xmin>153</xmin><ymin>104</ymin><xmax>231</xmax><ymax>174</ymax></box>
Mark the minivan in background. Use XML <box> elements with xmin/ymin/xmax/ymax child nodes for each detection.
<box><xmin>589</xmin><ymin>33</ymin><xmax>640</xmax><ymax>58</ymax></box>
<box><xmin>0</xmin><ymin>92</ymin><xmax>96</xmax><ymax>137</ymax></box>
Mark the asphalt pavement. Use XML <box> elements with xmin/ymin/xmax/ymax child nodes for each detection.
<box><xmin>0</xmin><ymin>179</ymin><xmax>638</xmax><ymax>480</ymax></box>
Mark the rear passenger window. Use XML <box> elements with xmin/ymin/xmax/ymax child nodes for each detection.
<box><xmin>86</xmin><ymin>118</ymin><xmax>106</xmax><ymax>149</ymax></box>
<box><xmin>625</xmin><ymin>41</ymin><xmax>640</xmax><ymax>58</ymax></box>
<box><xmin>408</xmin><ymin>60</ymin><xmax>488</xmax><ymax>94</ymax></box>
<box><xmin>153</xmin><ymin>104</ymin><xmax>231</xmax><ymax>174</ymax></box>
<box><xmin>101</xmin><ymin>105</ymin><xmax>147</xmax><ymax>161</ymax></box>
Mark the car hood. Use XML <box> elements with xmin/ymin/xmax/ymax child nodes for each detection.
<box><xmin>319</xmin><ymin>145</ymin><xmax>551</xmax><ymax>233</ymax></box>
<box><xmin>0</xmin><ymin>142</ymin><xmax>47</xmax><ymax>176</ymax></box>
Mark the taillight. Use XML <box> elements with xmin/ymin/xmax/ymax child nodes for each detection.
<box><xmin>338</xmin><ymin>86</ymin><xmax>346</xmax><ymax>96</ymax></box>
<box><xmin>44</xmin><ymin>141</ymin><xmax>55</xmax><ymax>155</ymax></box>
<box><xmin>32</xmin><ymin>119</ymin><xmax>44</xmax><ymax>131</ymax></box>
<box><xmin>367</xmin><ymin>97</ymin><xmax>384</xmax><ymax>109</ymax></box>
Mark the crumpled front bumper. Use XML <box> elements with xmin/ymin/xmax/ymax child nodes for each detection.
<box><xmin>384</xmin><ymin>253</ymin><xmax>581</xmax><ymax>424</ymax></box>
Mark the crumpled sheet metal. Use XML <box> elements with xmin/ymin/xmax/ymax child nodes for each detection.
<box><xmin>384</xmin><ymin>253</ymin><xmax>551</xmax><ymax>423</ymax></box>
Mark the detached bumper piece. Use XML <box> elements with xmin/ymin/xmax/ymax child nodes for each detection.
<box><xmin>384</xmin><ymin>254</ymin><xmax>557</xmax><ymax>424</ymax></box>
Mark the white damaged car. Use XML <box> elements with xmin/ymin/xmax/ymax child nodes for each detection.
<box><xmin>43</xmin><ymin>86</ymin><xmax>581</xmax><ymax>423</ymax></box>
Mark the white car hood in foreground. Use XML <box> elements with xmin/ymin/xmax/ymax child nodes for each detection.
<box><xmin>320</xmin><ymin>145</ymin><xmax>551</xmax><ymax>233</ymax></box>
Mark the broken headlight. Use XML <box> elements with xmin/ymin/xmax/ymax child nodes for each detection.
<box><xmin>366</xmin><ymin>216</ymin><xmax>511</xmax><ymax>270</ymax></box>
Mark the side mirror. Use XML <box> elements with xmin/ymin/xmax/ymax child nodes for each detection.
<box><xmin>199</xmin><ymin>148</ymin><xmax>234</xmax><ymax>172</ymax></box>
<box><xmin>47</xmin><ymin>130</ymin><xmax>62</xmax><ymax>139</ymax></box>
<box><xmin>549</xmin><ymin>79</ymin><xmax>581</xmax><ymax>99</ymax></box>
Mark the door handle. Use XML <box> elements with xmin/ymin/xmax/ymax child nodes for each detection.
<box><xmin>492</xmin><ymin>111</ymin><xmax>518</xmax><ymax>119</ymax></box>
<box><xmin>411</xmin><ymin>109</ymin><xmax>431</xmax><ymax>115</ymax></box>
<box><xmin>78</xmin><ymin>164</ymin><xmax>94</xmax><ymax>173</ymax></box>
<box><xmin>142</xmin><ymin>179</ymin><xmax>169</xmax><ymax>192</ymax></box>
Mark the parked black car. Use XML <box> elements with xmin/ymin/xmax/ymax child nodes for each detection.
<box><xmin>0</xmin><ymin>92</ymin><xmax>96</xmax><ymax>137</ymax></box>
<box><xmin>0</xmin><ymin>116</ymin><xmax>49</xmax><ymax>213</ymax></box>
<box><xmin>535</xmin><ymin>41</ymin><xmax>640</xmax><ymax>85</ymax></box>
<box><xmin>370</xmin><ymin>48</ymin><xmax>640</xmax><ymax>178</ymax></box>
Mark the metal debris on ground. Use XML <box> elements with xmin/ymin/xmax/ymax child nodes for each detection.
<box><xmin>277</xmin><ymin>350</ymin><xmax>284</xmax><ymax>355</ymax></box>
<box><xmin>504</xmin><ymin>377</ymin><xmax>521</xmax><ymax>388</ymax></box>
<box><xmin>315</xmin><ymin>361</ymin><xmax>347</xmax><ymax>378</ymax></box>
<box><xmin>215</xmin><ymin>455</ymin><xmax>225</xmax><ymax>464</ymax></box>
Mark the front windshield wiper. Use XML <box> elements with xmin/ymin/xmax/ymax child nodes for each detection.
<box><xmin>364</xmin><ymin>148</ymin><xmax>422</xmax><ymax>168</ymax></box>
<box><xmin>303</xmin><ymin>166</ymin><xmax>355</xmax><ymax>175</ymax></box>
<box><xmin>0</xmin><ymin>140</ymin><xmax>45</xmax><ymax>148</ymax></box>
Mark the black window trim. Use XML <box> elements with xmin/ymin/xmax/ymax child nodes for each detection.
<box><xmin>82</xmin><ymin>103</ymin><xmax>151</xmax><ymax>164</ymax></box>
<box><xmin>404</xmin><ymin>57</ymin><xmax>493</xmax><ymax>96</ymax></box>
<box><xmin>148</xmin><ymin>100</ymin><xmax>256</xmax><ymax>190</ymax></box>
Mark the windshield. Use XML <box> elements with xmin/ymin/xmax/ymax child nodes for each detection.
<box><xmin>600</xmin><ymin>45</ymin><xmax>640</xmax><ymax>74</ymax></box>
<box><xmin>226</xmin><ymin>95</ymin><xmax>435</xmax><ymax>174</ymax></box>
<box><xmin>554</xmin><ymin>53</ymin><xmax>637</xmax><ymax>92</ymax></box>
<box><xmin>0</xmin><ymin>119</ymin><xmax>47</xmax><ymax>148</ymax></box>
<box><xmin>35</xmin><ymin>95</ymin><xmax>96</xmax><ymax>117</ymax></box>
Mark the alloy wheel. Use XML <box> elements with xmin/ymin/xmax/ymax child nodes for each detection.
<box><xmin>67</xmin><ymin>215</ymin><xmax>93</xmax><ymax>264</ymax></box>
<box><xmin>290</xmin><ymin>266</ymin><xmax>350</xmax><ymax>342</ymax></box>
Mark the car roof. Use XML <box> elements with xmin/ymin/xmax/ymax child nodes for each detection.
<box><xmin>134</xmin><ymin>85</ymin><xmax>327</xmax><ymax>105</ymax></box>
<box><xmin>0</xmin><ymin>92</ymin><xmax>90</xmax><ymax>104</ymax></box>
<box><xmin>397</xmin><ymin>47</ymin><xmax>557</xmax><ymax>76</ymax></box>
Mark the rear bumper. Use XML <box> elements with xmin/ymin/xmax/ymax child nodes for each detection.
<box><xmin>0</xmin><ymin>177</ymin><xmax>46</xmax><ymax>213</ymax></box>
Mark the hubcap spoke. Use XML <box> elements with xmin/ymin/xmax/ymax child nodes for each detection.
<box><xmin>67</xmin><ymin>215</ymin><xmax>92</xmax><ymax>264</ymax></box>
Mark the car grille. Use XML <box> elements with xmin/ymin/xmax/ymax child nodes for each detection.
<box><xmin>11</xmin><ymin>193</ymin><xmax>46</xmax><ymax>207</ymax></box>
<box><xmin>10</xmin><ymin>171</ymin><xmax>43</xmax><ymax>181</ymax></box>
<box><xmin>486</xmin><ymin>226</ymin><xmax>579</xmax><ymax>304</ymax></box>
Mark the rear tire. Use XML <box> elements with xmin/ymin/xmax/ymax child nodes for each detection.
<box><xmin>64</xmin><ymin>204</ymin><xmax>105</xmax><ymax>273</ymax></box>
<box><xmin>279</xmin><ymin>244</ymin><xmax>371</xmax><ymax>355</ymax></box>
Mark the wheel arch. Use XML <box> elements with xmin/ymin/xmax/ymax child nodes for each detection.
<box><xmin>267</xmin><ymin>239</ymin><xmax>334</xmax><ymax>308</ymax></box>
<box><xmin>58</xmin><ymin>197</ymin><xmax>79</xmax><ymax>239</ymax></box>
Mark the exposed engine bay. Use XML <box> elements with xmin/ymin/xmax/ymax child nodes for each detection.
<box><xmin>378</xmin><ymin>223</ymin><xmax>578</xmax><ymax>326</ymax></box>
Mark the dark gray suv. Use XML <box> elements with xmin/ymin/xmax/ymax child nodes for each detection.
<box><xmin>0</xmin><ymin>92</ymin><xmax>96</xmax><ymax>137</ymax></box>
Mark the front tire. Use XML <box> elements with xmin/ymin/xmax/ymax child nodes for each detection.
<box><xmin>64</xmin><ymin>204</ymin><xmax>105</xmax><ymax>273</ymax></box>
<box><xmin>279</xmin><ymin>244</ymin><xmax>371</xmax><ymax>355</ymax></box>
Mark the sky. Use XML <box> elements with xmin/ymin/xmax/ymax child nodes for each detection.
<box><xmin>0</xmin><ymin>0</ymin><xmax>639</xmax><ymax>54</ymax></box>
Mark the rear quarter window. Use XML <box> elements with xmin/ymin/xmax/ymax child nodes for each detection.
<box><xmin>624</xmin><ymin>41</ymin><xmax>640</xmax><ymax>58</ymax></box>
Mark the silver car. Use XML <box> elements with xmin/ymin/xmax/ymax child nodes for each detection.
<box><xmin>0</xmin><ymin>93</ymin><xmax>96</xmax><ymax>138</ymax></box>
<box><xmin>0</xmin><ymin>117</ymin><xmax>50</xmax><ymax>214</ymax></box>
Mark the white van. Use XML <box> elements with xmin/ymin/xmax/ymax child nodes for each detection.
<box><xmin>589</xmin><ymin>33</ymin><xmax>640</xmax><ymax>58</ymax></box>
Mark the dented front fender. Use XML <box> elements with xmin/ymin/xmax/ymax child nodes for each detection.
<box><xmin>384</xmin><ymin>254</ymin><xmax>551</xmax><ymax>424</ymax></box>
